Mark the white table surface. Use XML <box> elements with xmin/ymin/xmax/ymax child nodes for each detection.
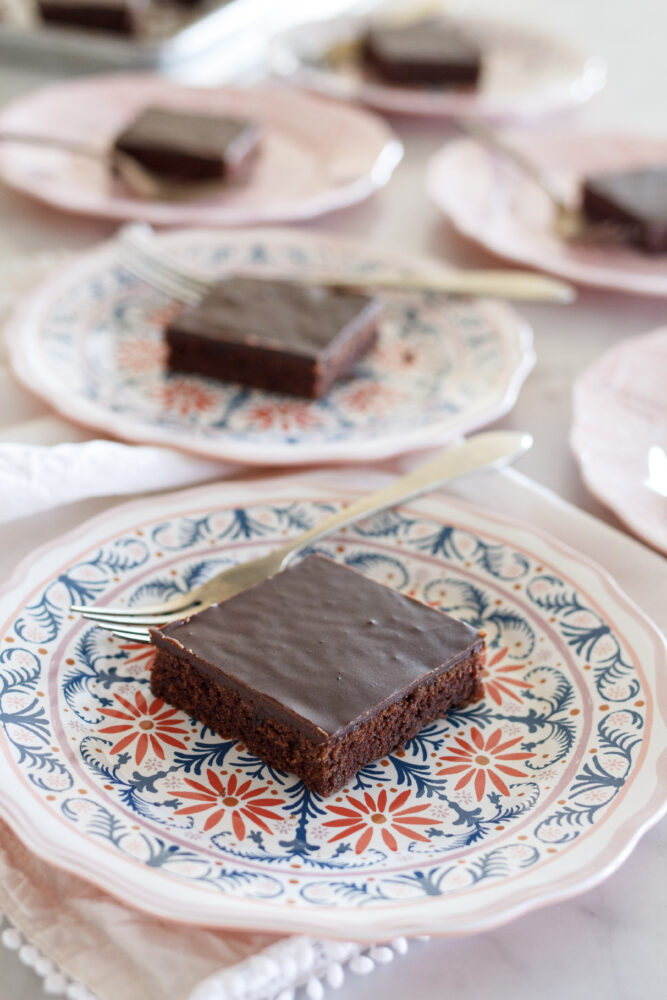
<box><xmin>0</xmin><ymin>0</ymin><xmax>666</xmax><ymax>997</ymax></box>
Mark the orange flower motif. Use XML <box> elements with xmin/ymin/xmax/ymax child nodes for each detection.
<box><xmin>99</xmin><ymin>690</ymin><xmax>188</xmax><ymax>764</ymax></box>
<box><xmin>246</xmin><ymin>401</ymin><xmax>321</xmax><ymax>432</ymax></box>
<box><xmin>147</xmin><ymin>303</ymin><xmax>183</xmax><ymax>328</ymax></box>
<box><xmin>323</xmin><ymin>788</ymin><xmax>441</xmax><ymax>854</ymax></box>
<box><xmin>437</xmin><ymin>727</ymin><xmax>535</xmax><ymax>801</ymax></box>
<box><xmin>158</xmin><ymin>379</ymin><xmax>217</xmax><ymax>417</ymax></box>
<box><xmin>173</xmin><ymin>769</ymin><xmax>285</xmax><ymax>839</ymax></box>
<box><xmin>482</xmin><ymin>646</ymin><xmax>533</xmax><ymax>706</ymax></box>
<box><xmin>118</xmin><ymin>642</ymin><xmax>156</xmax><ymax>669</ymax></box>
<box><xmin>341</xmin><ymin>383</ymin><xmax>399</xmax><ymax>414</ymax></box>
<box><xmin>116</xmin><ymin>336</ymin><xmax>166</xmax><ymax>374</ymax></box>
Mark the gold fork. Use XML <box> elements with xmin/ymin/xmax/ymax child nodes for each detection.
<box><xmin>71</xmin><ymin>430</ymin><xmax>532</xmax><ymax>643</ymax></box>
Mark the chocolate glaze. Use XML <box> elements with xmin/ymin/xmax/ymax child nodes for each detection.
<box><xmin>113</xmin><ymin>107</ymin><xmax>262</xmax><ymax>183</ymax></box>
<box><xmin>167</xmin><ymin>278</ymin><xmax>380</xmax><ymax>358</ymax></box>
<box><xmin>363</xmin><ymin>19</ymin><xmax>482</xmax><ymax>87</ymax></box>
<box><xmin>38</xmin><ymin>0</ymin><xmax>145</xmax><ymax>34</ymax></box>
<box><xmin>165</xmin><ymin>277</ymin><xmax>381</xmax><ymax>397</ymax></box>
<box><xmin>582</xmin><ymin>166</ymin><xmax>667</xmax><ymax>253</ymax></box>
<box><xmin>151</xmin><ymin>555</ymin><xmax>483</xmax><ymax>743</ymax></box>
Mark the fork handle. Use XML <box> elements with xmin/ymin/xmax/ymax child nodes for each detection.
<box><xmin>0</xmin><ymin>130</ymin><xmax>103</xmax><ymax>159</ymax></box>
<box><xmin>457</xmin><ymin>117</ymin><xmax>570</xmax><ymax>214</ymax></box>
<box><xmin>303</xmin><ymin>269</ymin><xmax>573</xmax><ymax>303</ymax></box>
<box><xmin>119</xmin><ymin>223</ymin><xmax>574</xmax><ymax>304</ymax></box>
<box><xmin>274</xmin><ymin>430</ymin><xmax>532</xmax><ymax>570</ymax></box>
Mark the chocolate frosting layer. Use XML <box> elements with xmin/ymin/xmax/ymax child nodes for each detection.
<box><xmin>114</xmin><ymin>106</ymin><xmax>259</xmax><ymax>161</ymax></box>
<box><xmin>365</xmin><ymin>19</ymin><xmax>481</xmax><ymax>67</ymax></box>
<box><xmin>152</xmin><ymin>555</ymin><xmax>483</xmax><ymax>743</ymax></box>
<box><xmin>584</xmin><ymin>166</ymin><xmax>667</xmax><ymax>223</ymax></box>
<box><xmin>167</xmin><ymin>278</ymin><xmax>379</xmax><ymax>359</ymax></box>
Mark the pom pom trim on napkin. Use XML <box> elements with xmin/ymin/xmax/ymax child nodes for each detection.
<box><xmin>0</xmin><ymin>907</ymin><xmax>420</xmax><ymax>1000</ymax></box>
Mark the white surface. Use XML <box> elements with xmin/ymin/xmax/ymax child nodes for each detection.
<box><xmin>0</xmin><ymin>0</ymin><xmax>666</xmax><ymax>997</ymax></box>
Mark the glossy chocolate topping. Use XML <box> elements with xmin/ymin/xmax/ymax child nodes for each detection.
<box><xmin>151</xmin><ymin>555</ymin><xmax>483</xmax><ymax>742</ymax></box>
<box><xmin>583</xmin><ymin>166</ymin><xmax>667</xmax><ymax>222</ymax></box>
<box><xmin>167</xmin><ymin>278</ymin><xmax>380</xmax><ymax>359</ymax></box>
<box><xmin>114</xmin><ymin>106</ymin><xmax>261</xmax><ymax>165</ymax></box>
<box><xmin>365</xmin><ymin>19</ymin><xmax>481</xmax><ymax>68</ymax></box>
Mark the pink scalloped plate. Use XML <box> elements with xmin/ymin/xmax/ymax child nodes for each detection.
<box><xmin>272</xmin><ymin>15</ymin><xmax>606</xmax><ymax>122</ymax></box>
<box><xmin>572</xmin><ymin>327</ymin><xmax>667</xmax><ymax>555</ymax></box>
<box><xmin>5</xmin><ymin>228</ymin><xmax>535</xmax><ymax>467</ymax></box>
<box><xmin>0</xmin><ymin>75</ymin><xmax>402</xmax><ymax>226</ymax></box>
<box><xmin>427</xmin><ymin>132</ymin><xmax>667</xmax><ymax>297</ymax></box>
<box><xmin>0</xmin><ymin>469</ymin><xmax>665</xmax><ymax>937</ymax></box>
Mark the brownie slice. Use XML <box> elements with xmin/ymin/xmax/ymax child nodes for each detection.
<box><xmin>112</xmin><ymin>106</ymin><xmax>262</xmax><ymax>184</ymax></box>
<box><xmin>165</xmin><ymin>277</ymin><xmax>381</xmax><ymax>398</ymax></box>
<box><xmin>150</xmin><ymin>555</ymin><xmax>485</xmax><ymax>796</ymax></box>
<box><xmin>37</xmin><ymin>0</ymin><xmax>145</xmax><ymax>34</ymax></box>
<box><xmin>362</xmin><ymin>18</ymin><xmax>482</xmax><ymax>87</ymax></box>
<box><xmin>581</xmin><ymin>166</ymin><xmax>667</xmax><ymax>253</ymax></box>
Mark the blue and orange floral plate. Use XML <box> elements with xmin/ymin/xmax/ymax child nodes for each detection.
<box><xmin>0</xmin><ymin>469</ymin><xmax>665</xmax><ymax>938</ymax></box>
<box><xmin>6</xmin><ymin>229</ymin><xmax>535</xmax><ymax>467</ymax></box>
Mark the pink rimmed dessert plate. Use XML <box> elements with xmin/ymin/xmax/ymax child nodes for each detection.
<box><xmin>5</xmin><ymin>228</ymin><xmax>535</xmax><ymax>467</ymax></box>
<box><xmin>0</xmin><ymin>469</ymin><xmax>664</xmax><ymax>937</ymax></box>
<box><xmin>427</xmin><ymin>131</ymin><xmax>667</xmax><ymax>297</ymax></box>
<box><xmin>572</xmin><ymin>327</ymin><xmax>667</xmax><ymax>555</ymax></box>
<box><xmin>0</xmin><ymin>75</ymin><xmax>402</xmax><ymax>226</ymax></box>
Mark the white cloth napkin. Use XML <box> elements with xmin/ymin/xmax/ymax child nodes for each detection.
<box><xmin>0</xmin><ymin>439</ymin><xmax>225</xmax><ymax>524</ymax></box>
<box><xmin>0</xmin><ymin>250</ymin><xmax>233</xmax><ymax>524</ymax></box>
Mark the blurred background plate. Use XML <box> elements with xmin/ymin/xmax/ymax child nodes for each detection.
<box><xmin>571</xmin><ymin>327</ymin><xmax>667</xmax><ymax>555</ymax></box>
<box><xmin>272</xmin><ymin>13</ymin><xmax>606</xmax><ymax>122</ymax></box>
<box><xmin>0</xmin><ymin>76</ymin><xmax>403</xmax><ymax>225</ymax></box>
<box><xmin>427</xmin><ymin>131</ymin><xmax>667</xmax><ymax>296</ymax></box>
<box><xmin>5</xmin><ymin>227</ymin><xmax>535</xmax><ymax>466</ymax></box>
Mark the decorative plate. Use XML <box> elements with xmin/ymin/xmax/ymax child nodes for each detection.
<box><xmin>271</xmin><ymin>15</ymin><xmax>606</xmax><ymax>122</ymax></box>
<box><xmin>571</xmin><ymin>327</ymin><xmax>667</xmax><ymax>555</ymax></box>
<box><xmin>0</xmin><ymin>470</ymin><xmax>664</xmax><ymax>938</ymax></box>
<box><xmin>0</xmin><ymin>75</ymin><xmax>402</xmax><ymax>226</ymax></box>
<box><xmin>427</xmin><ymin>132</ymin><xmax>667</xmax><ymax>297</ymax></box>
<box><xmin>5</xmin><ymin>228</ymin><xmax>535</xmax><ymax>467</ymax></box>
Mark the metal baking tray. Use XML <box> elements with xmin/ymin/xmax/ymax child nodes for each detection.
<box><xmin>0</xmin><ymin>0</ymin><xmax>377</xmax><ymax>72</ymax></box>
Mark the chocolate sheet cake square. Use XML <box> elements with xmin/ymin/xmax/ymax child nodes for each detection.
<box><xmin>165</xmin><ymin>277</ymin><xmax>381</xmax><ymax>398</ymax></box>
<box><xmin>112</xmin><ymin>106</ymin><xmax>262</xmax><ymax>184</ymax></box>
<box><xmin>37</xmin><ymin>0</ymin><xmax>144</xmax><ymax>34</ymax></box>
<box><xmin>362</xmin><ymin>19</ymin><xmax>482</xmax><ymax>87</ymax></box>
<box><xmin>581</xmin><ymin>166</ymin><xmax>667</xmax><ymax>253</ymax></box>
<box><xmin>150</xmin><ymin>555</ymin><xmax>485</xmax><ymax>796</ymax></box>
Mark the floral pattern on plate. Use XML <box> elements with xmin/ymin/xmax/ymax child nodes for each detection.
<box><xmin>6</xmin><ymin>229</ymin><xmax>534</xmax><ymax>466</ymax></box>
<box><xmin>0</xmin><ymin>471</ymin><xmax>664</xmax><ymax>938</ymax></box>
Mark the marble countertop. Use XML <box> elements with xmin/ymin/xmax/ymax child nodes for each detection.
<box><xmin>0</xmin><ymin>0</ymin><xmax>665</xmax><ymax>997</ymax></box>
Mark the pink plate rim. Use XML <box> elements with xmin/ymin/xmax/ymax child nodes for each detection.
<box><xmin>271</xmin><ymin>14</ymin><xmax>606</xmax><ymax>123</ymax></box>
<box><xmin>4</xmin><ymin>226</ymin><xmax>535</xmax><ymax>467</ymax></box>
<box><xmin>570</xmin><ymin>326</ymin><xmax>667</xmax><ymax>554</ymax></box>
<box><xmin>0</xmin><ymin>469</ymin><xmax>664</xmax><ymax>937</ymax></box>
<box><xmin>0</xmin><ymin>75</ymin><xmax>403</xmax><ymax>226</ymax></box>
<box><xmin>426</xmin><ymin>133</ymin><xmax>667</xmax><ymax>298</ymax></box>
